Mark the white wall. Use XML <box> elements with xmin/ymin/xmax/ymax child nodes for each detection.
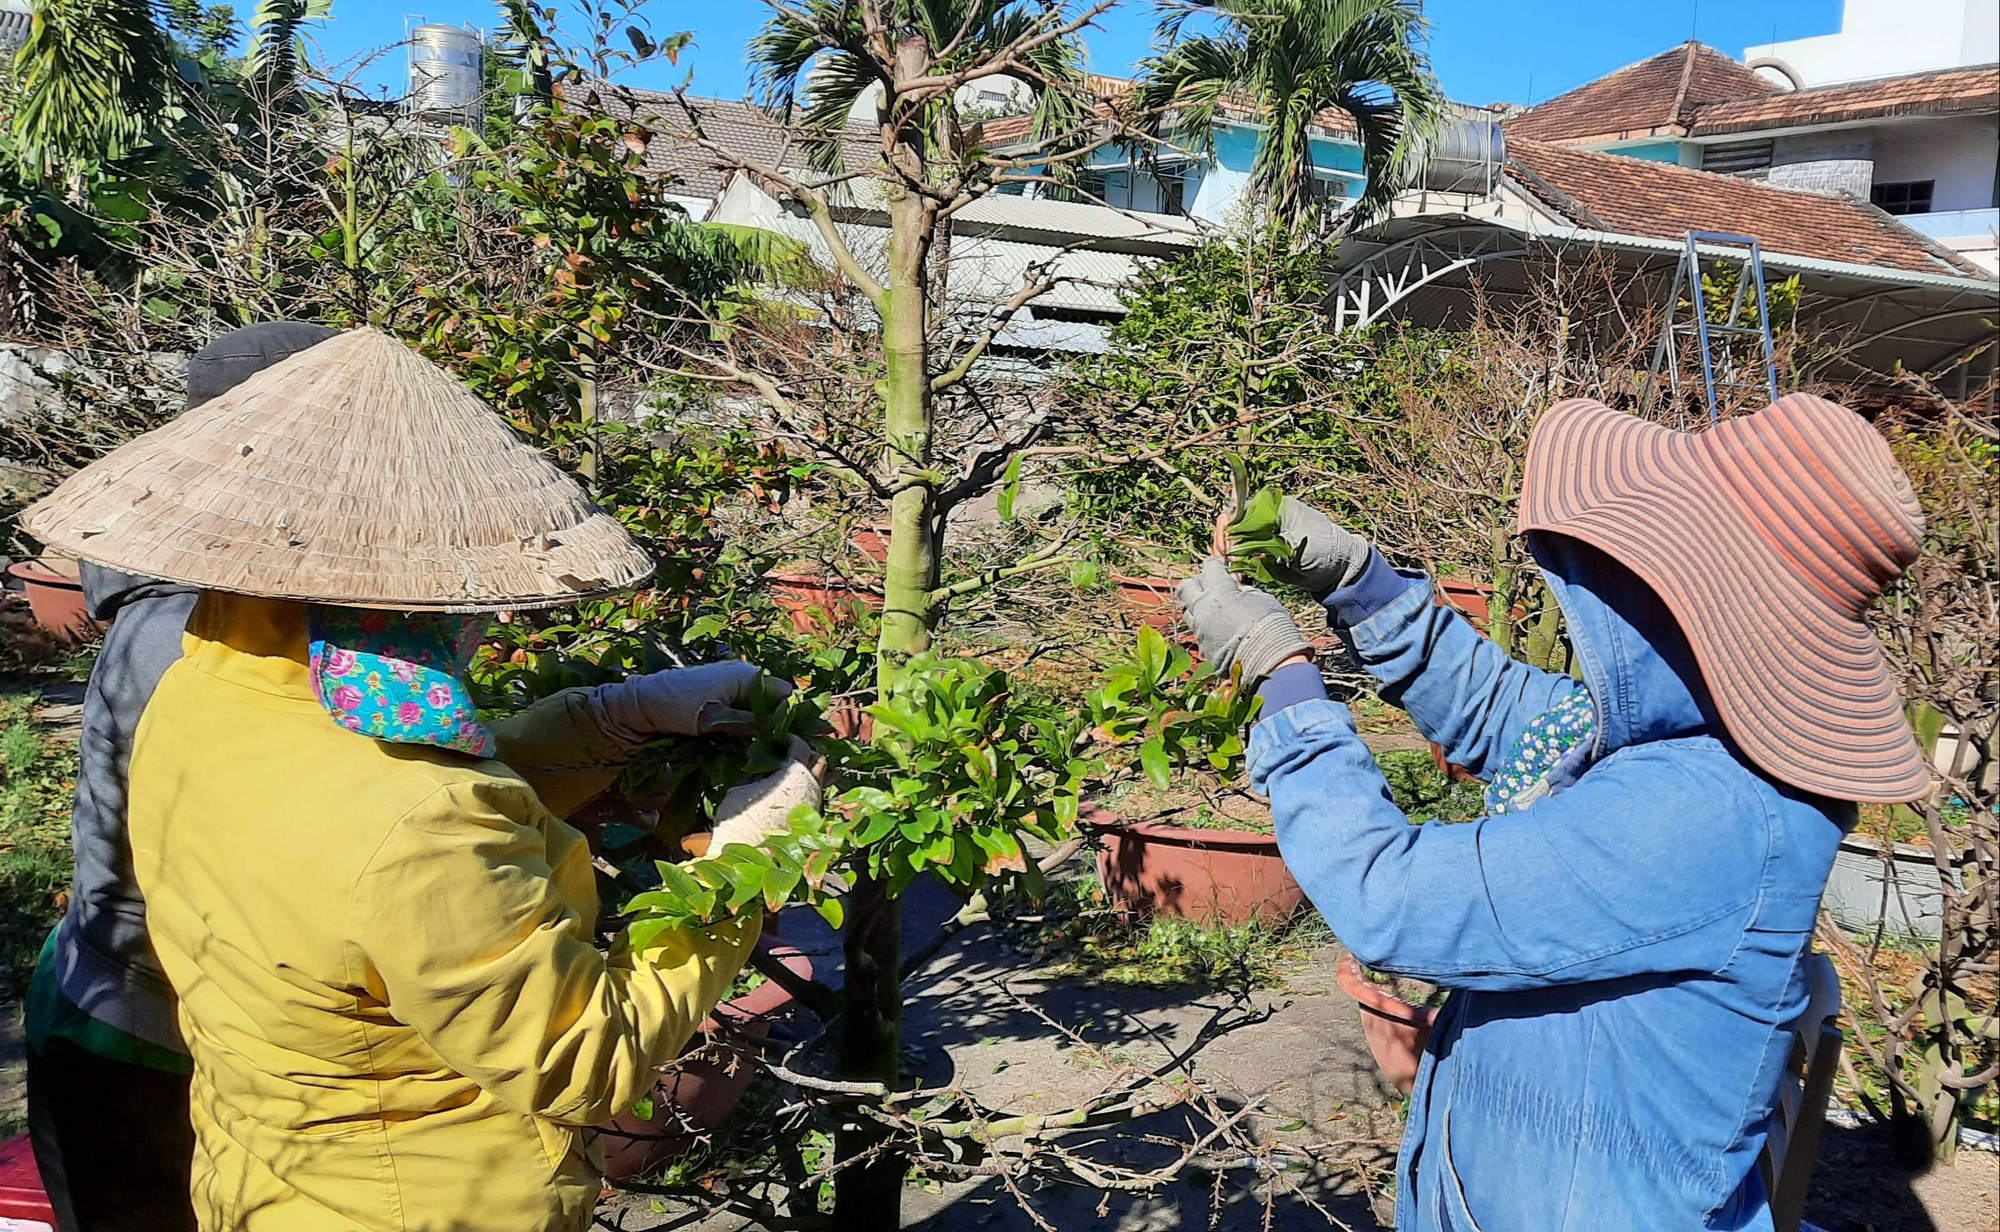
<box><xmin>1869</xmin><ymin>116</ymin><xmax>1999</xmax><ymax>211</ymax></box>
<box><xmin>1744</xmin><ymin>0</ymin><xmax>1996</xmax><ymax>87</ymax></box>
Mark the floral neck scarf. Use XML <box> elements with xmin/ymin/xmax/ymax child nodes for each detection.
<box><xmin>1483</xmin><ymin>687</ymin><xmax>1597</xmax><ymax>815</ymax></box>
<box><xmin>306</xmin><ymin>607</ymin><xmax>495</xmax><ymax>757</ymax></box>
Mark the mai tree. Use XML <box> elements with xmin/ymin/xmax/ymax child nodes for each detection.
<box><xmin>593</xmin><ymin>2</ymin><xmax>1300</xmax><ymax>1224</ymax></box>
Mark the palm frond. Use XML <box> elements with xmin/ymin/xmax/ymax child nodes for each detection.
<box><xmin>11</xmin><ymin>0</ymin><xmax>176</xmax><ymax>167</ymax></box>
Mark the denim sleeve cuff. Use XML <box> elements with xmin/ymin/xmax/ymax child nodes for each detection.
<box><xmin>1318</xmin><ymin>548</ymin><xmax>1422</xmax><ymax>627</ymax></box>
<box><xmin>1255</xmin><ymin>660</ymin><xmax>1327</xmax><ymax>716</ymax></box>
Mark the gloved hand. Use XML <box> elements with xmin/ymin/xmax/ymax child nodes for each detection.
<box><xmin>586</xmin><ymin>660</ymin><xmax>792</xmax><ymax>748</ymax></box>
<box><xmin>708</xmin><ymin>737</ymin><xmax>823</xmax><ymax>851</ymax></box>
<box><xmin>1175</xmin><ymin>558</ymin><xmax>1312</xmax><ymax>686</ymax></box>
<box><xmin>1267</xmin><ymin>497</ymin><xmax>1371</xmax><ymax>596</ymax></box>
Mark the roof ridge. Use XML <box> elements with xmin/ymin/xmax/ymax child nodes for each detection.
<box><xmin>1668</xmin><ymin>42</ymin><xmax>1701</xmax><ymax>125</ymax></box>
<box><xmin>1519</xmin><ymin>42</ymin><xmax>1696</xmax><ymax>115</ymax></box>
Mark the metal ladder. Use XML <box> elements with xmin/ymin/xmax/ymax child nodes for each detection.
<box><xmin>1644</xmin><ymin>230</ymin><xmax>1779</xmax><ymax>421</ymax></box>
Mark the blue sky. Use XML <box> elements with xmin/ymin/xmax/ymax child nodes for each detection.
<box><xmin>302</xmin><ymin>0</ymin><xmax>1844</xmax><ymax>107</ymax></box>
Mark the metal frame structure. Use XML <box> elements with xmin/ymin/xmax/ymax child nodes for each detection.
<box><xmin>1645</xmin><ymin>230</ymin><xmax>1780</xmax><ymax>421</ymax></box>
<box><xmin>1324</xmin><ymin>212</ymin><xmax>1999</xmax><ymax>389</ymax></box>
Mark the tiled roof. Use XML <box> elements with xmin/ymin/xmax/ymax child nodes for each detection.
<box><xmin>566</xmin><ymin>83</ymin><xmax>878</xmax><ymax>199</ymax></box>
<box><xmin>979</xmin><ymin>72</ymin><xmax>1360</xmax><ymax>150</ymax></box>
<box><xmin>1688</xmin><ymin>63</ymin><xmax>1999</xmax><ymax>135</ymax></box>
<box><xmin>1504</xmin><ymin>139</ymin><xmax>1984</xmax><ymax>276</ymax></box>
<box><xmin>1504</xmin><ymin>42</ymin><xmax>1776</xmax><ymax>143</ymax></box>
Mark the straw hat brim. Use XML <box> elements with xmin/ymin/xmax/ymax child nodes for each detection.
<box><xmin>1519</xmin><ymin>396</ymin><xmax>1931</xmax><ymax>804</ymax></box>
<box><xmin>20</xmin><ymin>328</ymin><xmax>655</xmax><ymax>612</ymax></box>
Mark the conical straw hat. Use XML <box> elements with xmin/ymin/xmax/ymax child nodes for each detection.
<box><xmin>20</xmin><ymin>327</ymin><xmax>653</xmax><ymax>611</ymax></box>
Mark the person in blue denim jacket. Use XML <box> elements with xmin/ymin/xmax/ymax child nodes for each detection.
<box><xmin>1175</xmin><ymin>395</ymin><xmax>1931</xmax><ymax>1232</ymax></box>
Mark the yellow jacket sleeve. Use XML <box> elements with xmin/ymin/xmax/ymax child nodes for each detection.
<box><xmin>487</xmin><ymin>688</ymin><xmax>627</xmax><ymax>818</ymax></box>
<box><xmin>351</xmin><ymin>776</ymin><xmax>760</xmax><ymax>1126</ymax></box>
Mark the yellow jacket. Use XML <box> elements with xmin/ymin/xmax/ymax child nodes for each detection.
<box><xmin>126</xmin><ymin>594</ymin><xmax>758</xmax><ymax>1231</ymax></box>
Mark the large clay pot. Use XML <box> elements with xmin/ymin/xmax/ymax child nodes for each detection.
<box><xmin>6</xmin><ymin>558</ymin><xmax>97</xmax><ymax>643</ymax></box>
<box><xmin>1086</xmin><ymin>805</ymin><xmax>1304</xmax><ymax>926</ymax></box>
<box><xmin>1435</xmin><ymin>575</ymin><xmax>1493</xmax><ymax>624</ymax></box>
<box><xmin>1108</xmin><ymin>573</ymin><xmax>1178</xmax><ymax>629</ymax></box>
<box><xmin>848</xmin><ymin>522</ymin><xmax>895</xmax><ymax>562</ymax></box>
<box><xmin>766</xmin><ymin>572</ymin><xmax>883</xmax><ymax>633</ymax></box>
<box><xmin>1336</xmin><ymin>954</ymin><xmax>1437</xmax><ymax>1095</ymax></box>
<box><xmin>596</xmin><ymin>945</ymin><xmax>814</xmax><ymax>1179</ymax></box>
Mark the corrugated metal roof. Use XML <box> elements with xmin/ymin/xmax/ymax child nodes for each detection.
<box><xmin>951</xmin><ymin>194</ymin><xmax>1202</xmax><ymax>246</ymax></box>
<box><xmin>748</xmin><ymin>205</ymin><xmax>1153</xmax><ymax>313</ymax></box>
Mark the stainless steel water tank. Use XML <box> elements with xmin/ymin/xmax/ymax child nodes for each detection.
<box><xmin>1415</xmin><ymin>113</ymin><xmax>1506</xmax><ymax>195</ymax></box>
<box><xmin>409</xmin><ymin>22</ymin><xmax>484</xmax><ymax>116</ymax></box>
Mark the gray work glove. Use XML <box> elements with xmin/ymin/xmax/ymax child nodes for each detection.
<box><xmin>1174</xmin><ymin>558</ymin><xmax>1312</xmax><ymax>687</ymax></box>
<box><xmin>1271</xmin><ymin>497</ymin><xmax>1371</xmax><ymax>596</ymax></box>
<box><xmin>586</xmin><ymin>660</ymin><xmax>793</xmax><ymax>748</ymax></box>
<box><xmin>708</xmin><ymin>737</ymin><xmax>823</xmax><ymax>851</ymax></box>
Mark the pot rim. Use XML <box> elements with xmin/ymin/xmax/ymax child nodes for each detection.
<box><xmin>1080</xmin><ymin>803</ymin><xmax>1278</xmax><ymax>850</ymax></box>
<box><xmin>1335</xmin><ymin>953</ymin><xmax>1438</xmax><ymax>1028</ymax></box>
<box><xmin>6</xmin><ymin>558</ymin><xmax>84</xmax><ymax>588</ymax></box>
<box><xmin>764</xmin><ymin>571</ymin><xmax>884</xmax><ymax>597</ymax></box>
<box><xmin>711</xmin><ymin>943</ymin><xmax>813</xmax><ymax>1027</ymax></box>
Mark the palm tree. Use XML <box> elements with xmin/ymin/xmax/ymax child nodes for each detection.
<box><xmin>12</xmin><ymin>0</ymin><xmax>319</xmax><ymax>168</ymax></box>
<box><xmin>748</xmin><ymin>0</ymin><xmax>1086</xmax><ymax>177</ymax></box>
<box><xmin>1129</xmin><ymin>0</ymin><xmax>1444</xmax><ymax>227</ymax></box>
<box><xmin>11</xmin><ymin>0</ymin><xmax>176</xmax><ymax>167</ymax></box>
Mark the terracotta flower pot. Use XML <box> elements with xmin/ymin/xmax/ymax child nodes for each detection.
<box><xmin>1085</xmin><ymin>804</ymin><xmax>1304</xmax><ymax>926</ymax></box>
<box><xmin>6</xmin><ymin>557</ymin><xmax>98</xmax><ymax>644</ymax></box>
<box><xmin>824</xmin><ymin>696</ymin><xmax>875</xmax><ymax>742</ymax></box>
<box><xmin>596</xmin><ymin>945</ymin><xmax>814</xmax><ymax>1179</ymax></box>
<box><xmin>1107</xmin><ymin>573</ymin><xmax>1178</xmax><ymax>628</ymax></box>
<box><xmin>1336</xmin><ymin>953</ymin><xmax>1437</xmax><ymax>1095</ymax></box>
<box><xmin>766</xmin><ymin>572</ymin><xmax>883</xmax><ymax>633</ymax></box>
<box><xmin>848</xmin><ymin>523</ymin><xmax>895</xmax><ymax>562</ymax></box>
<box><xmin>1435</xmin><ymin>575</ymin><xmax>1494</xmax><ymax>624</ymax></box>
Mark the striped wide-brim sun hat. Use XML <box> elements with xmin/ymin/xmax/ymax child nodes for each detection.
<box><xmin>1519</xmin><ymin>393</ymin><xmax>1930</xmax><ymax>804</ymax></box>
<box><xmin>21</xmin><ymin>327</ymin><xmax>654</xmax><ymax>612</ymax></box>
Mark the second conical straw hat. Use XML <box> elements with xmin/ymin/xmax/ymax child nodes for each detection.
<box><xmin>20</xmin><ymin>327</ymin><xmax>653</xmax><ymax>611</ymax></box>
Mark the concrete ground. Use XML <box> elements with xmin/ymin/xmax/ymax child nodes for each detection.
<box><xmin>599</xmin><ymin>872</ymin><xmax>1999</xmax><ymax>1232</ymax></box>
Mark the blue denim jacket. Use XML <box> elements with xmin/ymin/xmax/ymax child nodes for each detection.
<box><xmin>1250</xmin><ymin>536</ymin><xmax>1853</xmax><ymax>1232</ymax></box>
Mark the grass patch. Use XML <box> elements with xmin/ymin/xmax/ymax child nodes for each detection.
<box><xmin>1017</xmin><ymin>868</ymin><xmax>1331</xmax><ymax>989</ymax></box>
<box><xmin>1376</xmin><ymin>748</ymin><xmax>1486</xmax><ymax>824</ymax></box>
<box><xmin>0</xmin><ymin>692</ymin><xmax>77</xmax><ymax>999</ymax></box>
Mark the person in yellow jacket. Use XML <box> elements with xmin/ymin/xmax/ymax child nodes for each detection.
<box><xmin>19</xmin><ymin>328</ymin><xmax>816</xmax><ymax>1231</ymax></box>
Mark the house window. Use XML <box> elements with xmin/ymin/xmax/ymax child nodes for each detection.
<box><xmin>1871</xmin><ymin>180</ymin><xmax>1935</xmax><ymax>215</ymax></box>
<box><xmin>1155</xmin><ymin>163</ymin><xmax>1189</xmax><ymax>216</ymax></box>
<box><xmin>1308</xmin><ymin>174</ymin><xmax>1350</xmax><ymax>207</ymax></box>
<box><xmin>1702</xmin><ymin>139</ymin><xmax>1774</xmax><ymax>176</ymax></box>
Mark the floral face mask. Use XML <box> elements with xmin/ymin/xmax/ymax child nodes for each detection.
<box><xmin>306</xmin><ymin>607</ymin><xmax>496</xmax><ymax>757</ymax></box>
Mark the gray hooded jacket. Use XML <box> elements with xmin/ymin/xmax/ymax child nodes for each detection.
<box><xmin>47</xmin><ymin>320</ymin><xmax>336</xmax><ymax>1051</ymax></box>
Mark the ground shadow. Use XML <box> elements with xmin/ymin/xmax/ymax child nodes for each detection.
<box><xmin>1800</xmin><ymin>1123</ymin><xmax>1944</xmax><ymax>1232</ymax></box>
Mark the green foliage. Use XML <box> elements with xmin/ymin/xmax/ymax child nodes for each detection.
<box><xmin>413</xmin><ymin>102</ymin><xmax>761</xmax><ymax>437</ymax></box>
<box><xmin>1376</xmin><ymin>748</ymin><xmax>1487</xmax><ymax>824</ymax></box>
<box><xmin>618</xmin><ymin>627</ymin><xmax>1259</xmax><ymax>950</ymax></box>
<box><xmin>1086</xmin><ymin>625</ymin><xmax>1259</xmax><ymax>791</ymax></box>
<box><xmin>1067</xmin><ymin>226</ymin><xmax>1368</xmax><ymax>557</ymax></box>
<box><xmin>0</xmin><ymin>695</ymin><xmax>77</xmax><ymax>997</ymax></box>
<box><xmin>1224</xmin><ymin>484</ymin><xmax>1300</xmax><ymax>585</ymax></box>
<box><xmin>10</xmin><ymin>0</ymin><xmax>177</xmax><ymax>167</ymax></box>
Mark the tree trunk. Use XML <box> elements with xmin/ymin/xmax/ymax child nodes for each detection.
<box><xmin>833</xmin><ymin>875</ymin><xmax>904</xmax><ymax>1221</ymax></box>
<box><xmin>830</xmin><ymin>96</ymin><xmax>937</xmax><ymax>1223</ymax></box>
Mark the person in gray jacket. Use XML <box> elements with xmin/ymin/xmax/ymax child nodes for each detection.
<box><xmin>23</xmin><ymin>322</ymin><xmax>336</xmax><ymax>1232</ymax></box>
